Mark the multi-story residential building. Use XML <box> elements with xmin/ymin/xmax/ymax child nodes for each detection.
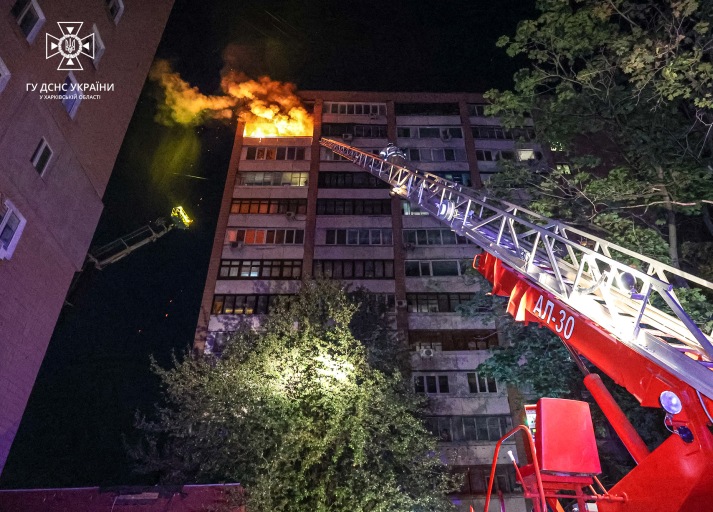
<box><xmin>195</xmin><ymin>92</ymin><xmax>541</xmax><ymax>511</ymax></box>
<box><xmin>0</xmin><ymin>0</ymin><xmax>173</xmax><ymax>474</ymax></box>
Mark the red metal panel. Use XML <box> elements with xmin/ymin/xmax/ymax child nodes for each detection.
<box><xmin>535</xmin><ymin>398</ymin><xmax>601</xmax><ymax>475</ymax></box>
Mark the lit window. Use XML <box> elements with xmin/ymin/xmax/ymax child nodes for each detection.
<box><xmin>104</xmin><ymin>0</ymin><xmax>124</xmax><ymax>24</ymax></box>
<box><xmin>11</xmin><ymin>0</ymin><xmax>45</xmax><ymax>42</ymax></box>
<box><xmin>0</xmin><ymin>198</ymin><xmax>27</xmax><ymax>260</ymax></box>
<box><xmin>31</xmin><ymin>138</ymin><xmax>52</xmax><ymax>176</ymax></box>
<box><xmin>92</xmin><ymin>24</ymin><xmax>105</xmax><ymax>67</ymax></box>
<box><xmin>60</xmin><ymin>73</ymin><xmax>81</xmax><ymax>118</ymax></box>
<box><xmin>517</xmin><ymin>149</ymin><xmax>543</xmax><ymax>162</ymax></box>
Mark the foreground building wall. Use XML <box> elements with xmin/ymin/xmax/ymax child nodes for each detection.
<box><xmin>195</xmin><ymin>91</ymin><xmax>540</xmax><ymax>511</ymax></box>
<box><xmin>0</xmin><ymin>0</ymin><xmax>173</xmax><ymax>474</ymax></box>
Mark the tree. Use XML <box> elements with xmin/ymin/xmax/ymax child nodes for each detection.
<box><xmin>485</xmin><ymin>0</ymin><xmax>713</xmax><ymax>276</ymax></box>
<box><xmin>131</xmin><ymin>280</ymin><xmax>457</xmax><ymax>512</ymax></box>
<box><xmin>473</xmin><ymin>0</ymin><xmax>713</xmax><ymax>415</ymax></box>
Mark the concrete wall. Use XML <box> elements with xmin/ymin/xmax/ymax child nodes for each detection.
<box><xmin>0</xmin><ymin>0</ymin><xmax>173</xmax><ymax>474</ymax></box>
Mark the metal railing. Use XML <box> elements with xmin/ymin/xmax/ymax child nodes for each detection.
<box><xmin>320</xmin><ymin>138</ymin><xmax>713</xmax><ymax>398</ymax></box>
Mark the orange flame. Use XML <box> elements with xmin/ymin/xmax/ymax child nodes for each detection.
<box><xmin>149</xmin><ymin>60</ymin><xmax>313</xmax><ymax>137</ymax></box>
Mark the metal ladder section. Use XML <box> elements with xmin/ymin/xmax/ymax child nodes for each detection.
<box><xmin>87</xmin><ymin>219</ymin><xmax>173</xmax><ymax>270</ymax></box>
<box><xmin>320</xmin><ymin>138</ymin><xmax>713</xmax><ymax>399</ymax></box>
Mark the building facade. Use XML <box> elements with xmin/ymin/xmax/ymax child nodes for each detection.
<box><xmin>195</xmin><ymin>92</ymin><xmax>541</xmax><ymax>511</ymax></box>
<box><xmin>0</xmin><ymin>0</ymin><xmax>173</xmax><ymax>474</ymax></box>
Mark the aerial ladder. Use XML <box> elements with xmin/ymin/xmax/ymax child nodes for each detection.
<box><xmin>320</xmin><ymin>138</ymin><xmax>713</xmax><ymax>512</ymax></box>
<box><xmin>86</xmin><ymin>206</ymin><xmax>192</xmax><ymax>270</ymax></box>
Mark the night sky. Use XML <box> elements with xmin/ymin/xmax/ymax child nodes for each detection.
<box><xmin>0</xmin><ymin>0</ymin><xmax>535</xmax><ymax>488</ymax></box>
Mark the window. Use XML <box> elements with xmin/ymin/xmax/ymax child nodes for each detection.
<box><xmin>475</xmin><ymin>150</ymin><xmax>496</xmax><ymax>162</ymax></box>
<box><xmin>316</xmin><ymin>199</ymin><xmax>391</xmax><ymax>215</ymax></box>
<box><xmin>453</xmin><ymin>465</ymin><xmax>518</xmax><ymax>495</ymax></box>
<box><xmin>517</xmin><ymin>149</ymin><xmax>543</xmax><ymax>162</ymax></box>
<box><xmin>0</xmin><ymin>199</ymin><xmax>27</xmax><ymax>260</ymax></box>
<box><xmin>556</xmin><ymin>164</ymin><xmax>572</xmax><ymax>173</ymax></box>
<box><xmin>406</xmin><ymin>293</ymin><xmax>473</xmax><ymax>313</ymax></box>
<box><xmin>324</xmin><ymin>102</ymin><xmax>386</xmax><ymax>116</ymax></box>
<box><xmin>418</xmin><ymin>127</ymin><xmax>440</xmax><ymax>138</ymax></box>
<box><xmin>397</xmin><ymin>127</ymin><xmax>411</xmax><ymax>138</ymax></box>
<box><xmin>405</xmin><ymin>260</ymin><xmax>465</xmax><ymax>277</ymax></box>
<box><xmin>410</xmin><ymin>330</ymin><xmax>499</xmax><ymax>351</ymax></box>
<box><xmin>245</xmin><ymin>146</ymin><xmax>306</xmax><ymax>160</ymax></box>
<box><xmin>467</xmin><ymin>103</ymin><xmax>489</xmax><ymax>117</ymax></box>
<box><xmin>0</xmin><ymin>56</ymin><xmax>10</xmax><ymax>93</ymax></box>
<box><xmin>395</xmin><ymin>103</ymin><xmax>459</xmax><ymax>116</ymax></box>
<box><xmin>400</xmin><ymin>201</ymin><xmax>429</xmax><ymax>216</ymax></box>
<box><xmin>230</xmin><ymin>199</ymin><xmax>307</xmax><ymax>215</ymax></box>
<box><xmin>226</xmin><ymin>228</ymin><xmax>304</xmax><ymax>246</ymax></box>
<box><xmin>104</xmin><ymin>0</ymin><xmax>124</xmax><ymax>24</ymax></box>
<box><xmin>404</xmin><ymin>148</ymin><xmax>467</xmax><ymax>162</ymax></box>
<box><xmin>423</xmin><ymin>415</ymin><xmax>513</xmax><ymax>442</ymax></box>
<box><xmin>325</xmin><ymin>228</ymin><xmax>392</xmax><ymax>246</ymax></box>
<box><xmin>320</xmin><ymin>148</ymin><xmax>351</xmax><ymax>161</ymax></box>
<box><xmin>218</xmin><ymin>259</ymin><xmax>302</xmax><ymax>279</ymax></box>
<box><xmin>314</xmin><ymin>260</ymin><xmax>395</xmax><ymax>279</ymax></box>
<box><xmin>30</xmin><ymin>138</ymin><xmax>52</xmax><ymax>175</ymax></box>
<box><xmin>467</xmin><ymin>372</ymin><xmax>497</xmax><ymax>393</ymax></box>
<box><xmin>239</xmin><ymin>171</ymin><xmax>308</xmax><ymax>187</ymax></box>
<box><xmin>61</xmin><ymin>73</ymin><xmax>81</xmax><ymax>118</ymax></box>
<box><xmin>318</xmin><ymin>172</ymin><xmax>389</xmax><ymax>189</ymax></box>
<box><xmin>211</xmin><ymin>294</ymin><xmax>286</xmax><ymax>315</ymax></box>
<box><xmin>414</xmin><ymin>375</ymin><xmax>450</xmax><ymax>394</ymax></box>
<box><xmin>471</xmin><ymin>125</ymin><xmax>512</xmax><ymax>140</ymax></box>
<box><xmin>11</xmin><ymin>0</ymin><xmax>45</xmax><ymax>42</ymax></box>
<box><xmin>403</xmin><ymin>229</ymin><xmax>472</xmax><ymax>246</ymax></box>
<box><xmin>428</xmin><ymin>171</ymin><xmax>472</xmax><ymax>186</ymax></box>
<box><xmin>322</xmin><ymin>123</ymin><xmax>387</xmax><ymax>138</ymax></box>
<box><xmin>92</xmin><ymin>24</ymin><xmax>105</xmax><ymax>67</ymax></box>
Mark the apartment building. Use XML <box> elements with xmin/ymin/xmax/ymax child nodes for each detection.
<box><xmin>0</xmin><ymin>0</ymin><xmax>173</xmax><ymax>474</ymax></box>
<box><xmin>195</xmin><ymin>92</ymin><xmax>541</xmax><ymax>511</ymax></box>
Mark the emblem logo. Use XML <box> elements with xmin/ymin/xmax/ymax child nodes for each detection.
<box><xmin>46</xmin><ymin>22</ymin><xmax>94</xmax><ymax>71</ymax></box>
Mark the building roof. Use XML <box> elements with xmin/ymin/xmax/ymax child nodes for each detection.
<box><xmin>0</xmin><ymin>483</ymin><xmax>243</xmax><ymax>512</ymax></box>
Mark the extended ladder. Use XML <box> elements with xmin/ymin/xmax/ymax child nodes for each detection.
<box><xmin>320</xmin><ymin>138</ymin><xmax>713</xmax><ymax>400</ymax></box>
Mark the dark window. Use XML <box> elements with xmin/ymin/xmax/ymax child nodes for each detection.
<box><xmin>452</xmin><ymin>465</ymin><xmax>518</xmax><ymax>495</ymax></box>
<box><xmin>316</xmin><ymin>199</ymin><xmax>391</xmax><ymax>215</ymax></box>
<box><xmin>31</xmin><ymin>139</ymin><xmax>52</xmax><ymax>175</ymax></box>
<box><xmin>468</xmin><ymin>372</ymin><xmax>497</xmax><ymax>393</ymax></box>
<box><xmin>406</xmin><ymin>293</ymin><xmax>474</xmax><ymax>313</ymax></box>
<box><xmin>467</xmin><ymin>103</ymin><xmax>489</xmax><ymax>117</ymax></box>
<box><xmin>395</xmin><ymin>103</ymin><xmax>459</xmax><ymax>116</ymax></box>
<box><xmin>325</xmin><ymin>229</ymin><xmax>392</xmax><ymax>245</ymax></box>
<box><xmin>318</xmin><ymin>172</ymin><xmax>389</xmax><ymax>189</ymax></box>
<box><xmin>314</xmin><ymin>260</ymin><xmax>394</xmax><ymax>279</ymax></box>
<box><xmin>424</xmin><ymin>416</ymin><xmax>513</xmax><ymax>442</ymax></box>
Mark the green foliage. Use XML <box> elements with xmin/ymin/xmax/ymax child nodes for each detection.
<box><xmin>485</xmin><ymin>0</ymin><xmax>713</xmax><ymax>275</ymax></box>
<box><xmin>131</xmin><ymin>280</ymin><xmax>457</xmax><ymax>512</ymax></box>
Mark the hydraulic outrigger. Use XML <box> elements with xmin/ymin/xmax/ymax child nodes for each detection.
<box><xmin>320</xmin><ymin>138</ymin><xmax>713</xmax><ymax>511</ymax></box>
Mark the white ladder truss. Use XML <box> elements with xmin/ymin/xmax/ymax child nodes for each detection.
<box><xmin>320</xmin><ymin>138</ymin><xmax>713</xmax><ymax>399</ymax></box>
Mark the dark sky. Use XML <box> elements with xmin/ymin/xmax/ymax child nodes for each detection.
<box><xmin>1</xmin><ymin>0</ymin><xmax>535</xmax><ymax>488</ymax></box>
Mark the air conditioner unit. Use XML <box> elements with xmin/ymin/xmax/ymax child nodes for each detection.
<box><xmin>230</xmin><ymin>240</ymin><xmax>244</xmax><ymax>249</ymax></box>
<box><xmin>419</xmin><ymin>347</ymin><xmax>435</xmax><ymax>358</ymax></box>
<box><xmin>285</xmin><ymin>211</ymin><xmax>297</xmax><ymax>220</ymax></box>
<box><xmin>396</xmin><ymin>299</ymin><xmax>408</xmax><ymax>308</ymax></box>
<box><xmin>342</xmin><ymin>133</ymin><xmax>354</xmax><ymax>142</ymax></box>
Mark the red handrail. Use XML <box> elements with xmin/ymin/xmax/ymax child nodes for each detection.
<box><xmin>483</xmin><ymin>425</ymin><xmax>546</xmax><ymax>512</ymax></box>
